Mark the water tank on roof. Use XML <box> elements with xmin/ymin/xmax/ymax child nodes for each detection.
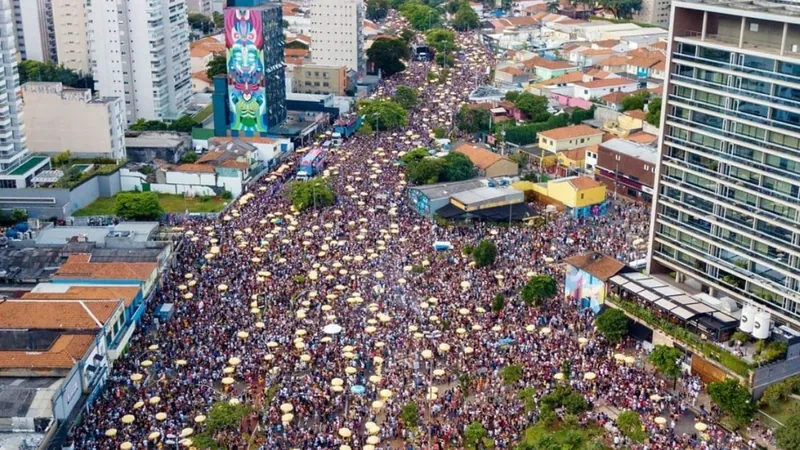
<box><xmin>15</xmin><ymin>222</ymin><xmax>29</xmax><ymax>233</ymax></box>
<box><xmin>5</xmin><ymin>228</ymin><xmax>18</xmax><ymax>239</ymax></box>
<box><xmin>740</xmin><ymin>304</ymin><xmax>756</xmax><ymax>333</ymax></box>
<box><xmin>753</xmin><ymin>310</ymin><xmax>771</xmax><ymax>340</ymax></box>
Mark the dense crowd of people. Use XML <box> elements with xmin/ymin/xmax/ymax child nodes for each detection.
<box><xmin>70</xmin><ymin>18</ymin><xmax>757</xmax><ymax>450</ymax></box>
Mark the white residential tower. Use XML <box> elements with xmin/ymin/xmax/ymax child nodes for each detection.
<box><xmin>310</xmin><ymin>0</ymin><xmax>364</xmax><ymax>74</ymax></box>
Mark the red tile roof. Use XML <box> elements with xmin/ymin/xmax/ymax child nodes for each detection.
<box><xmin>538</xmin><ymin>124</ymin><xmax>604</xmax><ymax>141</ymax></box>
<box><xmin>55</xmin><ymin>254</ymin><xmax>156</xmax><ymax>281</ymax></box>
<box><xmin>174</xmin><ymin>163</ymin><xmax>216</xmax><ymax>173</ymax></box>
<box><xmin>454</xmin><ymin>143</ymin><xmax>514</xmax><ymax>170</ymax></box>
<box><xmin>0</xmin><ymin>334</ymin><xmax>95</xmax><ymax>370</ymax></box>
<box><xmin>562</xmin><ymin>252</ymin><xmax>626</xmax><ymax>281</ymax></box>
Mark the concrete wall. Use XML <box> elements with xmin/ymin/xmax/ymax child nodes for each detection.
<box><xmin>752</xmin><ymin>347</ymin><xmax>800</xmax><ymax>398</ymax></box>
<box><xmin>0</xmin><ymin>171</ymin><xmax>122</xmax><ymax>218</ymax></box>
<box><xmin>550</xmin><ymin>93</ymin><xmax>593</xmax><ymax>109</ymax></box>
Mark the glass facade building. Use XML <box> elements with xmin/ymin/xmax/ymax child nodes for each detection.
<box><xmin>648</xmin><ymin>0</ymin><xmax>800</xmax><ymax>327</ymax></box>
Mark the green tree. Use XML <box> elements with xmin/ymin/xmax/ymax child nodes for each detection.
<box><xmin>445</xmin><ymin>0</ymin><xmax>464</xmax><ymax>13</ymax></box>
<box><xmin>440</xmin><ymin>152</ymin><xmax>475</xmax><ymax>182</ymax></box>
<box><xmin>499</xmin><ymin>364</ymin><xmax>523</xmax><ymax>385</ymax></box>
<box><xmin>358</xmin><ymin>99</ymin><xmax>409</xmax><ymax>131</ymax></box>
<box><xmin>206</xmin><ymin>54</ymin><xmax>227</xmax><ymax>79</ymax></box>
<box><xmin>513</xmin><ymin>93</ymin><xmax>551</xmax><ymax>122</ymax></box>
<box><xmin>392</xmin><ymin>85</ymin><xmax>418</xmax><ymax>110</ymax></box>
<box><xmin>406</xmin><ymin>158</ymin><xmax>444</xmax><ymax>185</ymax></box>
<box><xmin>10</xmin><ymin>209</ymin><xmax>28</xmax><ymax>223</ymax></box>
<box><xmin>366</xmin><ymin>37</ymin><xmax>409</xmax><ymax>76</ymax></box>
<box><xmin>432</xmin><ymin>127</ymin><xmax>447</xmax><ymax>139</ymax></box>
<box><xmin>455</xmin><ymin>105</ymin><xmax>491</xmax><ymax>134</ymax></box>
<box><xmin>595</xmin><ymin>308</ymin><xmax>629</xmax><ymax>343</ymax></box>
<box><xmin>425</xmin><ymin>28</ymin><xmax>456</xmax><ymax>52</ymax></box>
<box><xmin>400</xmin><ymin>28</ymin><xmax>415</xmax><ymax>43</ymax></box>
<box><xmin>453</xmin><ymin>3</ymin><xmax>480</xmax><ymax>31</ymax></box>
<box><xmin>212</xmin><ymin>12</ymin><xmax>224</xmax><ymax>29</ymax></box>
<box><xmin>646</xmin><ymin>97</ymin><xmax>662</xmax><ymax>126</ymax></box>
<box><xmin>357</xmin><ymin>122</ymin><xmax>374</xmax><ymax>136</ymax></box>
<box><xmin>366</xmin><ymin>0</ymin><xmax>391</xmax><ymax>20</ymax></box>
<box><xmin>648</xmin><ymin>345</ymin><xmax>683</xmax><ymax>387</ymax></box>
<box><xmin>621</xmin><ymin>91</ymin><xmax>649</xmax><ymax>111</ymax></box>
<box><xmin>206</xmin><ymin>401</ymin><xmax>252</xmax><ymax>434</ymax></box>
<box><xmin>286</xmin><ymin>40</ymin><xmax>309</xmax><ymax>50</ymax></box>
<box><xmin>182</xmin><ymin>152</ymin><xmax>199</xmax><ymax>164</ymax></box>
<box><xmin>776</xmin><ymin>414</ymin><xmax>800</xmax><ymax>450</ymax></box>
<box><xmin>569</xmin><ymin>106</ymin><xmax>595</xmax><ymax>125</ymax></box>
<box><xmin>616</xmin><ymin>410</ymin><xmax>646</xmax><ymax>443</ymax></box>
<box><xmin>168</xmin><ymin>115</ymin><xmax>201</xmax><ymax>133</ymax></box>
<box><xmin>287</xmin><ymin>178</ymin><xmax>335</xmax><ymax>211</ymax></box>
<box><xmin>400</xmin><ymin>2</ymin><xmax>442</xmax><ymax>30</ymax></box>
<box><xmin>188</xmin><ymin>12</ymin><xmax>214</xmax><ymax>33</ymax></box>
<box><xmin>401</xmin><ymin>148</ymin><xmax>431</xmax><ymax>165</ymax></box>
<box><xmin>472</xmin><ymin>239</ymin><xmax>497</xmax><ymax>268</ymax></box>
<box><xmin>518</xmin><ymin>387</ymin><xmax>536</xmax><ymax>412</ymax></box>
<box><xmin>19</xmin><ymin>60</ymin><xmax>94</xmax><ymax>90</ymax></box>
<box><xmin>707</xmin><ymin>379</ymin><xmax>757</xmax><ymax>428</ymax></box>
<box><xmin>492</xmin><ymin>293</ymin><xmax>505</xmax><ymax>312</ymax></box>
<box><xmin>114</xmin><ymin>192</ymin><xmax>164</xmax><ymax>220</ymax></box>
<box><xmin>520</xmin><ymin>275</ymin><xmax>557</xmax><ymax>307</ymax></box>
<box><xmin>599</xmin><ymin>0</ymin><xmax>643</xmax><ymax>19</ymax></box>
<box><xmin>52</xmin><ymin>150</ymin><xmax>72</xmax><ymax>167</ymax></box>
<box><xmin>464</xmin><ymin>422</ymin><xmax>488</xmax><ymax>449</ymax></box>
<box><xmin>400</xmin><ymin>401</ymin><xmax>420</xmax><ymax>429</ymax></box>
<box><xmin>130</xmin><ymin>119</ymin><xmax>169</xmax><ymax>131</ymax></box>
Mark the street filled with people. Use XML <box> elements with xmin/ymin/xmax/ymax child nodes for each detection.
<box><xmin>71</xmin><ymin>20</ymin><xmax>757</xmax><ymax>450</ymax></box>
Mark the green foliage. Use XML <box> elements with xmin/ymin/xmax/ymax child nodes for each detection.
<box><xmin>138</xmin><ymin>166</ymin><xmax>153</xmax><ymax>175</ymax></box>
<box><xmin>357</xmin><ymin>122</ymin><xmax>374</xmax><ymax>136</ymax></box>
<box><xmin>492</xmin><ymin>293</ymin><xmax>505</xmax><ymax>312</ymax></box>
<box><xmin>366</xmin><ymin>38</ymin><xmax>409</xmax><ymax>76</ymax></box>
<box><xmin>616</xmin><ymin>410</ymin><xmax>646</xmax><ymax>443</ymax></box>
<box><xmin>509</xmin><ymin>151</ymin><xmax>529</xmax><ymax>167</ymax></box>
<box><xmin>206</xmin><ymin>54</ymin><xmax>227</xmax><ymax>79</ymax></box>
<box><xmin>520</xmin><ymin>275</ymin><xmax>557</xmax><ymax>306</ymax></box>
<box><xmin>188</xmin><ymin>12</ymin><xmax>214</xmax><ymax>33</ymax></box>
<box><xmin>732</xmin><ymin>331</ymin><xmax>749</xmax><ymax>344</ymax></box>
<box><xmin>19</xmin><ymin>60</ymin><xmax>94</xmax><ymax>90</ymax></box>
<box><xmin>518</xmin><ymin>387</ymin><xmax>536</xmax><ymax>413</ymax></box>
<box><xmin>540</xmin><ymin>387</ymin><xmax>588</xmax><ymax>415</ymax></box>
<box><xmin>401</xmin><ymin>148</ymin><xmax>431</xmax><ymax>165</ymax></box>
<box><xmin>456</xmin><ymin>106</ymin><xmax>492</xmax><ymax>134</ymax></box>
<box><xmin>504</xmin><ymin>114</ymin><xmax>570</xmax><ymax>146</ymax></box>
<box><xmin>754</xmin><ymin>340</ymin><xmax>788</xmax><ymax>364</ymax></box>
<box><xmin>513</xmin><ymin>93</ymin><xmax>550</xmax><ymax>122</ymax></box>
<box><xmin>440</xmin><ymin>152</ymin><xmax>476</xmax><ymax>181</ymax></box>
<box><xmin>358</xmin><ymin>99</ymin><xmax>409</xmax><ymax>130</ymax></box>
<box><xmin>621</xmin><ymin>91</ymin><xmax>649</xmax><ymax>112</ymax></box>
<box><xmin>400</xmin><ymin>401</ymin><xmax>420</xmax><ymax>429</ymax></box>
<box><xmin>453</xmin><ymin>3</ymin><xmax>480</xmax><ymax>31</ymax></box>
<box><xmin>760</xmin><ymin>380</ymin><xmax>794</xmax><ymax>409</ymax></box>
<box><xmin>400</xmin><ymin>28</ymin><xmax>415</xmax><ymax>43</ymax></box>
<box><xmin>400</xmin><ymin>2</ymin><xmax>442</xmax><ymax>30</ymax></box>
<box><xmin>182</xmin><ymin>152</ymin><xmax>199</xmax><ymax>164</ymax></box>
<box><xmin>130</xmin><ymin>119</ymin><xmax>168</xmax><ymax>131</ymax></box>
<box><xmin>597</xmin><ymin>0</ymin><xmax>643</xmax><ymax>19</ymax></box>
<box><xmin>561</xmin><ymin>359</ymin><xmax>571</xmax><ymax>378</ymax></box>
<box><xmin>169</xmin><ymin>115</ymin><xmax>202</xmax><ymax>133</ymax></box>
<box><xmin>393</xmin><ymin>85</ymin><xmax>418</xmax><ymax>110</ymax></box>
<box><xmin>594</xmin><ymin>308</ymin><xmax>629</xmax><ymax>343</ymax></box>
<box><xmin>562</xmin><ymin>429</ymin><xmax>585</xmax><ymax>449</ymax></box>
<box><xmin>708</xmin><ymin>379</ymin><xmax>756</xmax><ymax>428</ymax></box>
<box><xmin>433</xmin><ymin>127</ymin><xmax>447</xmax><ymax>139</ymax></box>
<box><xmin>458</xmin><ymin>373</ymin><xmax>474</xmax><ymax>395</ymax></box>
<box><xmin>425</xmin><ymin>28</ymin><xmax>456</xmax><ymax>52</ymax></box>
<box><xmin>10</xmin><ymin>209</ymin><xmax>28</xmax><ymax>224</ymax></box>
<box><xmin>435</xmin><ymin>52</ymin><xmax>456</xmax><ymax>67</ymax></box>
<box><xmin>406</xmin><ymin>158</ymin><xmax>444</xmax><ymax>185</ymax></box>
<box><xmin>472</xmin><ymin>239</ymin><xmax>497</xmax><ymax>268</ymax></box>
<box><xmin>569</xmin><ymin>106</ymin><xmax>595</xmax><ymax>125</ymax></box>
<box><xmin>52</xmin><ymin>150</ymin><xmax>72</xmax><ymax>167</ymax></box>
<box><xmin>287</xmin><ymin>178</ymin><xmax>335</xmax><ymax>211</ymax></box>
<box><xmin>648</xmin><ymin>345</ymin><xmax>683</xmax><ymax>380</ymax></box>
<box><xmin>776</xmin><ymin>414</ymin><xmax>800</xmax><ymax>450</ymax></box>
<box><xmin>212</xmin><ymin>12</ymin><xmax>224</xmax><ymax>28</ymax></box>
<box><xmin>114</xmin><ymin>192</ymin><xmax>165</xmax><ymax>220</ymax></box>
<box><xmin>221</xmin><ymin>191</ymin><xmax>233</xmax><ymax>200</ymax></box>
<box><xmin>464</xmin><ymin>422</ymin><xmax>488</xmax><ymax>449</ymax></box>
<box><xmin>499</xmin><ymin>364</ymin><xmax>523</xmax><ymax>385</ymax></box>
<box><xmin>286</xmin><ymin>40</ymin><xmax>309</xmax><ymax>50</ymax></box>
<box><xmin>366</xmin><ymin>0</ymin><xmax>391</xmax><ymax>20</ymax></box>
<box><xmin>462</xmin><ymin>243</ymin><xmax>474</xmax><ymax>255</ymax></box>
<box><xmin>206</xmin><ymin>401</ymin><xmax>252</xmax><ymax>434</ymax></box>
<box><xmin>131</xmin><ymin>116</ymin><xmax>199</xmax><ymax>133</ymax></box>
<box><xmin>646</xmin><ymin>97</ymin><xmax>662</xmax><ymax>126</ymax></box>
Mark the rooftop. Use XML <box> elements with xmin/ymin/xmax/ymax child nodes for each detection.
<box><xmin>23</xmin><ymin>285</ymin><xmax>140</xmax><ymax>308</ymax></box>
<box><xmin>0</xmin><ymin>300</ymin><xmax>121</xmax><ymax>330</ymax></box>
<box><xmin>0</xmin><ymin>334</ymin><xmax>94</xmax><ymax>370</ymax></box>
<box><xmin>575</xmin><ymin>78</ymin><xmax>638</xmax><ymax>89</ymax></box>
<box><xmin>454</xmin><ymin>143</ymin><xmax>515</xmax><ymax>170</ymax></box>
<box><xmin>35</xmin><ymin>222</ymin><xmax>159</xmax><ymax>247</ymax></box>
<box><xmin>600</xmin><ymin>138</ymin><xmax>659</xmax><ymax>164</ymax></box>
<box><xmin>563</xmin><ymin>252</ymin><xmax>627</xmax><ymax>281</ymax></box>
<box><xmin>451</xmin><ymin>186</ymin><xmax>524</xmax><ymax>208</ymax></box>
<box><xmin>0</xmin><ymin>377</ymin><xmax>61</xmax><ymax>419</ymax></box>
<box><xmin>125</xmin><ymin>132</ymin><xmax>188</xmax><ymax>149</ymax></box>
<box><xmin>411</xmin><ymin>178</ymin><xmax>488</xmax><ymax>200</ymax></box>
<box><xmin>54</xmin><ymin>254</ymin><xmax>156</xmax><ymax>281</ymax></box>
<box><xmin>9</xmin><ymin>156</ymin><xmax>49</xmax><ymax>176</ymax></box>
<box><xmin>538</xmin><ymin>124</ymin><xmax>604</xmax><ymax>141</ymax></box>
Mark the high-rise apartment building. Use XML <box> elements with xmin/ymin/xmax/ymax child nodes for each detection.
<box><xmin>634</xmin><ymin>0</ymin><xmax>671</xmax><ymax>28</ymax></box>
<box><xmin>187</xmin><ymin>0</ymin><xmax>214</xmax><ymax>16</ymax></box>
<box><xmin>52</xmin><ymin>0</ymin><xmax>90</xmax><ymax>74</ymax></box>
<box><xmin>310</xmin><ymin>0</ymin><xmax>364</xmax><ymax>74</ymax></box>
<box><xmin>648</xmin><ymin>0</ymin><xmax>800</xmax><ymax>327</ymax></box>
<box><xmin>87</xmin><ymin>0</ymin><xmax>192</xmax><ymax>124</ymax></box>
<box><xmin>12</xmin><ymin>0</ymin><xmax>56</xmax><ymax>63</ymax></box>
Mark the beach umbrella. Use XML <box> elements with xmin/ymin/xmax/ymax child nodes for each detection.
<box><xmin>194</xmin><ymin>415</ymin><xmax>206</xmax><ymax>423</ymax></box>
<box><xmin>695</xmin><ymin>422</ymin><xmax>708</xmax><ymax>432</ymax></box>
<box><xmin>120</xmin><ymin>443</ymin><xmax>133</xmax><ymax>450</ymax></box>
<box><xmin>155</xmin><ymin>412</ymin><xmax>168</xmax><ymax>421</ymax></box>
<box><xmin>148</xmin><ymin>396</ymin><xmax>161</xmax><ymax>405</ymax></box>
<box><xmin>180</xmin><ymin>428</ymin><xmax>194</xmax><ymax>438</ymax></box>
<box><xmin>338</xmin><ymin>428</ymin><xmax>352</xmax><ymax>438</ymax></box>
<box><xmin>130</xmin><ymin>373</ymin><xmax>143</xmax><ymax>382</ymax></box>
<box><xmin>148</xmin><ymin>431</ymin><xmax>161</xmax><ymax>441</ymax></box>
<box><xmin>121</xmin><ymin>414</ymin><xmax>135</xmax><ymax>425</ymax></box>
<box><xmin>140</xmin><ymin>360</ymin><xmax>152</xmax><ymax>368</ymax></box>
<box><xmin>379</xmin><ymin>389</ymin><xmax>393</xmax><ymax>399</ymax></box>
<box><xmin>282</xmin><ymin>413</ymin><xmax>294</xmax><ymax>424</ymax></box>
<box><xmin>583</xmin><ymin>372</ymin><xmax>597</xmax><ymax>381</ymax></box>
<box><xmin>221</xmin><ymin>377</ymin><xmax>235</xmax><ymax>385</ymax></box>
<box><xmin>280</xmin><ymin>403</ymin><xmax>294</xmax><ymax>413</ymax></box>
<box><xmin>133</xmin><ymin>401</ymin><xmax>144</xmax><ymax>409</ymax></box>
<box><xmin>105</xmin><ymin>429</ymin><xmax>117</xmax><ymax>437</ymax></box>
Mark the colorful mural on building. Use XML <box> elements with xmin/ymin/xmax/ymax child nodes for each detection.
<box><xmin>565</xmin><ymin>265</ymin><xmax>606</xmax><ymax>313</ymax></box>
<box><xmin>225</xmin><ymin>9</ymin><xmax>267</xmax><ymax>134</ymax></box>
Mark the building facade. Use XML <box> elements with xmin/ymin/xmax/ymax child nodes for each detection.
<box><xmin>292</xmin><ymin>65</ymin><xmax>348</xmax><ymax>96</ymax></box>
<box><xmin>12</xmin><ymin>0</ymin><xmax>56</xmax><ymax>63</ymax></box>
<box><xmin>648</xmin><ymin>0</ymin><xmax>800</xmax><ymax>328</ymax></box>
<box><xmin>87</xmin><ymin>0</ymin><xmax>192</xmax><ymax>124</ymax></box>
<box><xmin>187</xmin><ymin>0</ymin><xmax>214</xmax><ymax>15</ymax></box>
<box><xmin>22</xmin><ymin>82</ymin><xmax>126</xmax><ymax>160</ymax></box>
<box><xmin>634</xmin><ymin>0</ymin><xmax>671</xmax><ymax>28</ymax></box>
<box><xmin>52</xmin><ymin>0</ymin><xmax>90</xmax><ymax>74</ymax></box>
<box><xmin>223</xmin><ymin>4</ymin><xmax>287</xmax><ymax>135</ymax></box>
<box><xmin>596</xmin><ymin>138</ymin><xmax>657</xmax><ymax>202</ymax></box>
<box><xmin>310</xmin><ymin>0</ymin><xmax>364</xmax><ymax>74</ymax></box>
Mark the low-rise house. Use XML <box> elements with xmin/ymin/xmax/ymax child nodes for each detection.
<box><xmin>189</xmin><ymin>35</ymin><xmax>225</xmax><ymax>73</ymax></box>
<box><xmin>595</xmin><ymin>137</ymin><xmax>658</xmax><ymax>202</ymax></box>
<box><xmin>522</xmin><ymin>57</ymin><xmax>579</xmax><ymax>81</ymax></box>
<box><xmin>454</xmin><ymin>143</ymin><xmax>519</xmax><ymax>177</ymax></box>
<box><xmin>538</xmin><ymin>124</ymin><xmax>605</xmax><ymax>155</ymax></box>
<box><xmin>496</xmin><ymin>66</ymin><xmax>531</xmax><ymax>85</ymax></box>
<box><xmin>573</xmin><ymin>78</ymin><xmax>640</xmax><ymax>101</ymax></box>
<box><xmin>530</xmin><ymin>176</ymin><xmax>608</xmax><ymax>218</ymax></box>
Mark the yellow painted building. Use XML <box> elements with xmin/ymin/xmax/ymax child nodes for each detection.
<box><xmin>537</xmin><ymin>124</ymin><xmax>605</xmax><ymax>154</ymax></box>
<box><xmin>530</xmin><ymin>176</ymin><xmax>607</xmax><ymax>217</ymax></box>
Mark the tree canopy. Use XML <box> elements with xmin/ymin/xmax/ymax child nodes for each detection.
<box><xmin>406</xmin><ymin>158</ymin><xmax>444</xmax><ymax>185</ymax></box>
<box><xmin>456</xmin><ymin>106</ymin><xmax>492</xmax><ymax>134</ymax></box>
<box><xmin>400</xmin><ymin>2</ymin><xmax>442</xmax><ymax>30</ymax></box>
<box><xmin>188</xmin><ymin>12</ymin><xmax>214</xmax><ymax>33</ymax></box>
<box><xmin>400</xmin><ymin>401</ymin><xmax>420</xmax><ymax>429</ymax></box>
<box><xmin>616</xmin><ymin>410</ymin><xmax>646</xmax><ymax>443</ymax></box>
<box><xmin>503</xmin><ymin>114</ymin><xmax>570</xmax><ymax>146</ymax></box>
<box><xmin>205</xmin><ymin>401</ymin><xmax>252</xmax><ymax>434</ymax></box>
<box><xmin>366</xmin><ymin>38</ymin><xmax>409</xmax><ymax>77</ymax></box>
<box><xmin>646</xmin><ymin>97</ymin><xmax>662</xmax><ymax>127</ymax></box>
<box><xmin>440</xmin><ymin>152</ymin><xmax>475</xmax><ymax>182</ymax></box>
<box><xmin>115</xmin><ymin>192</ymin><xmax>164</xmax><ymax>220</ymax></box>
<box><xmin>510</xmin><ymin>92</ymin><xmax>550</xmax><ymax>122</ymax></box>
<box><xmin>393</xmin><ymin>85</ymin><xmax>418</xmax><ymax>110</ymax></box>
<box><xmin>621</xmin><ymin>91</ymin><xmax>649</xmax><ymax>111</ymax></box>
<box><xmin>287</xmin><ymin>178</ymin><xmax>335</xmax><ymax>211</ymax></box>
<box><xmin>648</xmin><ymin>345</ymin><xmax>683</xmax><ymax>382</ymax></box>
<box><xmin>776</xmin><ymin>414</ymin><xmax>800</xmax><ymax>450</ymax></box>
<box><xmin>358</xmin><ymin>99</ymin><xmax>409</xmax><ymax>131</ymax></box>
<box><xmin>594</xmin><ymin>308</ymin><xmax>629</xmax><ymax>343</ymax></box>
<box><xmin>206</xmin><ymin>54</ymin><xmax>227</xmax><ymax>79</ymax></box>
<box><xmin>425</xmin><ymin>28</ymin><xmax>457</xmax><ymax>53</ymax></box>
<box><xmin>366</xmin><ymin>0</ymin><xmax>391</xmax><ymax>20</ymax></box>
<box><xmin>708</xmin><ymin>379</ymin><xmax>757</xmax><ymax>428</ymax></box>
<box><xmin>453</xmin><ymin>3</ymin><xmax>481</xmax><ymax>31</ymax></box>
<box><xmin>464</xmin><ymin>422</ymin><xmax>488</xmax><ymax>449</ymax></box>
<box><xmin>499</xmin><ymin>364</ymin><xmax>523</xmax><ymax>385</ymax></box>
<box><xmin>19</xmin><ymin>60</ymin><xmax>94</xmax><ymax>91</ymax></box>
<box><xmin>401</xmin><ymin>148</ymin><xmax>431</xmax><ymax>165</ymax></box>
<box><xmin>405</xmin><ymin>151</ymin><xmax>475</xmax><ymax>185</ymax></box>
<box><xmin>520</xmin><ymin>275</ymin><xmax>557</xmax><ymax>306</ymax></box>
<box><xmin>473</xmin><ymin>240</ymin><xmax>497</xmax><ymax>267</ymax></box>
<box><xmin>599</xmin><ymin>0</ymin><xmax>643</xmax><ymax>19</ymax></box>
<box><xmin>130</xmin><ymin>115</ymin><xmax>200</xmax><ymax>133</ymax></box>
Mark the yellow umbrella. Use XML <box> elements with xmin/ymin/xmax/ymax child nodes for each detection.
<box><xmin>338</xmin><ymin>428</ymin><xmax>352</xmax><ymax>438</ymax></box>
<box><xmin>130</xmin><ymin>373</ymin><xmax>143</xmax><ymax>382</ymax></box>
<box><xmin>379</xmin><ymin>389</ymin><xmax>393</xmax><ymax>399</ymax></box>
<box><xmin>281</xmin><ymin>413</ymin><xmax>294</xmax><ymax>424</ymax></box>
<box><xmin>280</xmin><ymin>403</ymin><xmax>294</xmax><ymax>413</ymax></box>
<box><xmin>221</xmin><ymin>377</ymin><xmax>235</xmax><ymax>385</ymax></box>
<box><xmin>120</xmin><ymin>443</ymin><xmax>133</xmax><ymax>450</ymax></box>
<box><xmin>105</xmin><ymin>428</ymin><xmax>118</xmax><ymax>437</ymax></box>
<box><xmin>148</xmin><ymin>431</ymin><xmax>161</xmax><ymax>441</ymax></box>
<box><xmin>583</xmin><ymin>372</ymin><xmax>597</xmax><ymax>381</ymax></box>
<box><xmin>194</xmin><ymin>415</ymin><xmax>206</xmax><ymax>423</ymax></box>
<box><xmin>156</xmin><ymin>412</ymin><xmax>168</xmax><ymax>421</ymax></box>
<box><xmin>148</xmin><ymin>396</ymin><xmax>161</xmax><ymax>405</ymax></box>
<box><xmin>140</xmin><ymin>360</ymin><xmax>153</xmax><ymax>368</ymax></box>
<box><xmin>694</xmin><ymin>422</ymin><xmax>708</xmax><ymax>432</ymax></box>
<box><xmin>331</xmin><ymin>378</ymin><xmax>344</xmax><ymax>386</ymax></box>
<box><xmin>133</xmin><ymin>401</ymin><xmax>144</xmax><ymax>409</ymax></box>
<box><xmin>121</xmin><ymin>414</ymin><xmax>135</xmax><ymax>425</ymax></box>
<box><xmin>180</xmin><ymin>428</ymin><xmax>194</xmax><ymax>438</ymax></box>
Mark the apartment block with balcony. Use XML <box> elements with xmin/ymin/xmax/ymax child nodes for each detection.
<box><xmin>52</xmin><ymin>0</ymin><xmax>90</xmax><ymax>74</ymax></box>
<box><xmin>292</xmin><ymin>65</ymin><xmax>349</xmax><ymax>96</ymax></box>
<box><xmin>648</xmin><ymin>0</ymin><xmax>800</xmax><ymax>328</ymax></box>
<box><xmin>310</xmin><ymin>0</ymin><xmax>364</xmax><ymax>74</ymax></box>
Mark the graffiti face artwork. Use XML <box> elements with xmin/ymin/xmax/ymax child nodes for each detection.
<box><xmin>225</xmin><ymin>9</ymin><xmax>267</xmax><ymax>134</ymax></box>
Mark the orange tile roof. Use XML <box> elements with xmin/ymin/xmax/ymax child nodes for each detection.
<box><xmin>538</xmin><ymin>124</ymin><xmax>603</xmax><ymax>141</ymax></box>
<box><xmin>286</xmin><ymin>56</ymin><xmax>306</xmax><ymax>66</ymax></box>
<box><xmin>221</xmin><ymin>160</ymin><xmax>249</xmax><ymax>171</ymax></box>
<box><xmin>196</xmin><ymin>150</ymin><xmax>225</xmax><ymax>163</ymax></box>
<box><xmin>585</xmin><ymin>69</ymin><xmax>613</xmax><ymax>79</ymax></box>
<box><xmin>454</xmin><ymin>143</ymin><xmax>513</xmax><ymax>170</ymax></box>
<box><xmin>0</xmin><ymin>300</ymin><xmax>121</xmax><ymax>329</ymax></box>
<box><xmin>627</xmin><ymin>132</ymin><xmax>658</xmax><ymax>144</ymax></box>
<box><xmin>562</xmin><ymin>252</ymin><xmax>625</xmax><ymax>281</ymax></box>
<box><xmin>173</xmin><ymin>163</ymin><xmax>216</xmax><ymax>174</ymax></box>
<box><xmin>498</xmin><ymin>66</ymin><xmax>525</xmax><ymax>76</ymax></box>
<box><xmin>543</xmin><ymin>71</ymin><xmax>584</xmax><ymax>85</ymax></box>
<box><xmin>533</xmin><ymin>58</ymin><xmax>576</xmax><ymax>71</ymax></box>
<box><xmin>625</xmin><ymin>109</ymin><xmax>648</xmax><ymax>121</ymax></box>
<box><xmin>22</xmin><ymin>286</ymin><xmax>140</xmax><ymax>307</ymax></box>
<box><xmin>189</xmin><ymin>37</ymin><xmax>225</xmax><ymax>58</ymax></box>
<box><xmin>568</xmin><ymin>176</ymin><xmax>603</xmax><ymax>190</ymax></box>
<box><xmin>601</xmin><ymin>56</ymin><xmax>630</xmax><ymax>67</ymax></box>
<box><xmin>594</xmin><ymin>39</ymin><xmax>621</xmax><ymax>48</ymax></box>
<box><xmin>287</xmin><ymin>34</ymin><xmax>311</xmax><ymax>45</ymax></box>
<box><xmin>576</xmin><ymin>78</ymin><xmax>637</xmax><ymax>89</ymax></box>
<box><xmin>507</xmin><ymin>16</ymin><xmax>540</xmax><ymax>26</ymax></box>
<box><xmin>626</xmin><ymin>57</ymin><xmax>663</xmax><ymax>69</ymax></box>
<box><xmin>649</xmin><ymin>41</ymin><xmax>668</xmax><ymax>50</ymax></box>
<box><xmin>55</xmin><ymin>254</ymin><xmax>156</xmax><ymax>281</ymax></box>
<box><xmin>601</xmin><ymin>91</ymin><xmax>627</xmax><ymax>104</ymax></box>
<box><xmin>285</xmin><ymin>48</ymin><xmax>310</xmax><ymax>58</ymax></box>
<box><xmin>581</xmin><ymin>48</ymin><xmax>615</xmax><ymax>56</ymax></box>
<box><xmin>0</xmin><ymin>334</ymin><xmax>95</xmax><ymax>370</ymax></box>
<box><xmin>561</xmin><ymin>147</ymin><xmax>587</xmax><ymax>161</ymax></box>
